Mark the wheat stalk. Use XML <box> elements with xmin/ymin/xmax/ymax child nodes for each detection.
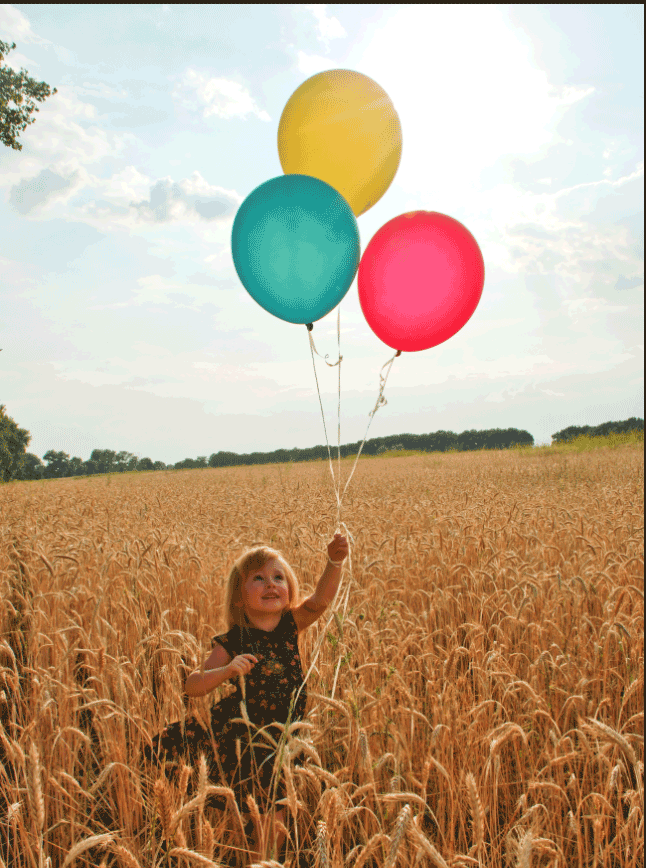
<box><xmin>245</xmin><ymin>793</ymin><xmax>264</xmax><ymax>857</ymax></box>
<box><xmin>168</xmin><ymin>848</ymin><xmax>220</xmax><ymax>866</ymax></box>
<box><xmin>406</xmin><ymin>819</ymin><xmax>450</xmax><ymax>868</ymax></box>
<box><xmin>2</xmin><ymin>443</ymin><xmax>642</xmax><ymax>867</ymax></box>
<box><xmin>465</xmin><ymin>772</ymin><xmax>484</xmax><ymax>855</ymax></box>
<box><xmin>27</xmin><ymin>742</ymin><xmax>45</xmax><ymax>833</ymax></box>
<box><xmin>384</xmin><ymin>803</ymin><xmax>412</xmax><ymax>868</ymax></box>
<box><xmin>61</xmin><ymin>833</ymin><xmax>114</xmax><ymax>868</ymax></box>
<box><xmin>202</xmin><ymin>817</ymin><xmax>215</xmax><ymax>859</ymax></box>
<box><xmin>179</xmin><ymin>759</ymin><xmax>192</xmax><ymax>798</ymax></box>
<box><xmin>314</xmin><ymin>819</ymin><xmax>330</xmax><ymax>868</ymax></box>
<box><xmin>154</xmin><ymin>777</ymin><xmax>174</xmax><ymax>842</ymax></box>
<box><xmin>515</xmin><ymin>830</ymin><xmax>535</xmax><ymax>868</ymax></box>
<box><xmin>110</xmin><ymin>844</ymin><xmax>143</xmax><ymax>868</ymax></box>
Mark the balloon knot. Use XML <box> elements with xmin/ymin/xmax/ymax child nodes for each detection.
<box><xmin>306</xmin><ymin>323</ymin><xmax>314</xmax><ymax>332</ymax></box>
<box><xmin>396</xmin><ymin>350</ymin><xmax>402</xmax><ymax>357</ymax></box>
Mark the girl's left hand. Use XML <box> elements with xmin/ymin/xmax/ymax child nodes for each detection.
<box><xmin>328</xmin><ymin>533</ymin><xmax>349</xmax><ymax>564</ymax></box>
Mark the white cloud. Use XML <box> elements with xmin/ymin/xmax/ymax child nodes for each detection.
<box><xmin>304</xmin><ymin>5</ymin><xmax>347</xmax><ymax>49</ymax></box>
<box><xmin>348</xmin><ymin>3</ymin><xmax>641</xmax><ymax>307</ymax></box>
<box><xmin>295</xmin><ymin>49</ymin><xmax>335</xmax><ymax>77</ymax></box>
<box><xmin>73</xmin><ymin>81</ymin><xmax>130</xmax><ymax>100</ymax></box>
<box><xmin>171</xmin><ymin>70</ymin><xmax>271</xmax><ymax>121</ymax></box>
<box><xmin>485</xmin><ymin>386</ymin><xmax>524</xmax><ymax>403</ymax></box>
<box><xmin>564</xmin><ymin>298</ymin><xmax>627</xmax><ymax>313</ymax></box>
<box><xmin>128</xmin><ymin>171</ymin><xmax>241</xmax><ymax>224</ymax></box>
<box><xmin>357</xmin><ymin>6</ymin><xmax>595</xmax><ymax>203</ymax></box>
<box><xmin>0</xmin><ymin>5</ymin><xmax>53</xmax><ymax>48</ymax></box>
<box><xmin>479</xmin><ymin>164</ymin><xmax>644</xmax><ymax>287</ymax></box>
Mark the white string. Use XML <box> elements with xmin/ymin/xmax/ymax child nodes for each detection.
<box><xmin>307</xmin><ymin>321</ymin><xmax>342</xmax><ymax>526</ymax></box>
<box><xmin>300</xmin><ymin>316</ymin><xmax>403</xmax><ymax>708</ymax></box>
<box><xmin>307</xmin><ymin>318</ymin><xmax>401</xmax><ymax>533</ymax></box>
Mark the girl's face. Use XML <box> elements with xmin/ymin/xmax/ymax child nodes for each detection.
<box><xmin>240</xmin><ymin>557</ymin><xmax>290</xmax><ymax>618</ymax></box>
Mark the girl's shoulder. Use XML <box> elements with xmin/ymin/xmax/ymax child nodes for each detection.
<box><xmin>211</xmin><ymin>624</ymin><xmax>241</xmax><ymax>655</ymax></box>
<box><xmin>283</xmin><ymin>608</ymin><xmax>298</xmax><ymax>635</ymax></box>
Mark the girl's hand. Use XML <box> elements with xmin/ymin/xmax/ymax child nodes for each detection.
<box><xmin>328</xmin><ymin>533</ymin><xmax>349</xmax><ymax>564</ymax></box>
<box><xmin>227</xmin><ymin>654</ymin><xmax>259</xmax><ymax>678</ymax></box>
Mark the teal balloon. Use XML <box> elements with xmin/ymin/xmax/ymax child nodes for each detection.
<box><xmin>231</xmin><ymin>174</ymin><xmax>360</xmax><ymax>325</ymax></box>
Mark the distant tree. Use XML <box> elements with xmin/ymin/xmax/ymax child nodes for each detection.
<box><xmin>551</xmin><ymin>425</ymin><xmax>591</xmax><ymax>444</ymax></box>
<box><xmin>209</xmin><ymin>451</ymin><xmax>240</xmax><ymax>468</ymax></box>
<box><xmin>15</xmin><ymin>452</ymin><xmax>44</xmax><ymax>480</ymax></box>
<box><xmin>152</xmin><ymin>460</ymin><xmax>167</xmax><ymax>470</ymax></box>
<box><xmin>82</xmin><ymin>459</ymin><xmax>99</xmax><ymax>475</ymax></box>
<box><xmin>0</xmin><ymin>39</ymin><xmax>58</xmax><ymax>151</ymax></box>
<box><xmin>114</xmin><ymin>450</ymin><xmax>138</xmax><ymax>472</ymax></box>
<box><xmin>427</xmin><ymin>430</ymin><xmax>458</xmax><ymax>452</ymax></box>
<box><xmin>67</xmin><ymin>456</ymin><xmax>85</xmax><ymax>476</ymax></box>
<box><xmin>617</xmin><ymin>416</ymin><xmax>643</xmax><ymax>434</ymax></box>
<box><xmin>0</xmin><ymin>405</ymin><xmax>31</xmax><ymax>481</ymax></box>
<box><xmin>552</xmin><ymin>418</ymin><xmax>643</xmax><ymax>444</ymax></box>
<box><xmin>42</xmin><ymin>450</ymin><xmax>71</xmax><ymax>478</ymax></box>
<box><xmin>138</xmin><ymin>457</ymin><xmax>155</xmax><ymax>471</ymax></box>
<box><xmin>457</xmin><ymin>429</ymin><xmax>480</xmax><ymax>451</ymax></box>
<box><xmin>89</xmin><ymin>449</ymin><xmax>118</xmax><ymax>474</ymax></box>
<box><xmin>508</xmin><ymin>428</ymin><xmax>534</xmax><ymax>447</ymax></box>
<box><xmin>174</xmin><ymin>457</ymin><xmax>200</xmax><ymax>469</ymax></box>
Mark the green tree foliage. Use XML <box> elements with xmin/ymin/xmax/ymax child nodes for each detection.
<box><xmin>86</xmin><ymin>449</ymin><xmax>129</xmax><ymax>473</ymax></box>
<box><xmin>5</xmin><ymin>400</ymin><xmax>641</xmax><ymax>482</ymax></box>
<box><xmin>16</xmin><ymin>452</ymin><xmax>44</xmax><ymax>480</ymax></box>
<box><xmin>174</xmin><ymin>456</ymin><xmax>208</xmax><ymax>469</ymax></box>
<box><xmin>552</xmin><ymin>417</ymin><xmax>643</xmax><ymax>443</ymax></box>
<box><xmin>0</xmin><ymin>404</ymin><xmax>31</xmax><ymax>481</ymax></box>
<box><xmin>0</xmin><ymin>39</ymin><xmax>58</xmax><ymax>151</ymax></box>
<box><xmin>42</xmin><ymin>450</ymin><xmax>71</xmax><ymax>479</ymax></box>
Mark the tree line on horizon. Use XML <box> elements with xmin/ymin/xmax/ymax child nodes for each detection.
<box><xmin>1</xmin><ymin>405</ymin><xmax>643</xmax><ymax>483</ymax></box>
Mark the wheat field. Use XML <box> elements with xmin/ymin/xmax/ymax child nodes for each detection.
<box><xmin>0</xmin><ymin>443</ymin><xmax>643</xmax><ymax>868</ymax></box>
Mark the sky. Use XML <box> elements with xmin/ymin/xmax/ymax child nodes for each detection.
<box><xmin>0</xmin><ymin>4</ymin><xmax>643</xmax><ymax>465</ymax></box>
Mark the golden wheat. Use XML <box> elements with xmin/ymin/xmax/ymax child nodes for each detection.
<box><xmin>0</xmin><ymin>444</ymin><xmax>642</xmax><ymax>866</ymax></box>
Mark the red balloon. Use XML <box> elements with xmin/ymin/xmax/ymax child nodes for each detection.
<box><xmin>358</xmin><ymin>211</ymin><xmax>485</xmax><ymax>352</ymax></box>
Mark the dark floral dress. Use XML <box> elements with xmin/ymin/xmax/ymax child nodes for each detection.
<box><xmin>145</xmin><ymin>609</ymin><xmax>307</xmax><ymax>814</ymax></box>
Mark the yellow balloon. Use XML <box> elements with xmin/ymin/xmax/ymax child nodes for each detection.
<box><xmin>278</xmin><ymin>69</ymin><xmax>402</xmax><ymax>218</ymax></box>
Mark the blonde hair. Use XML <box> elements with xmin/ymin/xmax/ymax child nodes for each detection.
<box><xmin>221</xmin><ymin>545</ymin><xmax>301</xmax><ymax>631</ymax></box>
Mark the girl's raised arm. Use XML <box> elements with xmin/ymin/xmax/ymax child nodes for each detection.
<box><xmin>185</xmin><ymin>643</ymin><xmax>233</xmax><ymax>697</ymax></box>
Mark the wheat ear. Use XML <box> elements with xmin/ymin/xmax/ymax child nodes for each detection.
<box><xmin>111</xmin><ymin>844</ymin><xmax>143</xmax><ymax>868</ymax></box>
<box><xmin>168</xmin><ymin>848</ymin><xmax>220</xmax><ymax>866</ymax></box>
<box><xmin>202</xmin><ymin>817</ymin><xmax>215</xmax><ymax>859</ymax></box>
<box><xmin>515</xmin><ymin>830</ymin><xmax>535</xmax><ymax>868</ymax></box>
<box><xmin>28</xmin><ymin>742</ymin><xmax>45</xmax><ymax>833</ymax></box>
<box><xmin>315</xmin><ymin>819</ymin><xmax>330</xmax><ymax>868</ymax></box>
<box><xmin>154</xmin><ymin>777</ymin><xmax>174</xmax><ymax>842</ymax></box>
<box><xmin>385</xmin><ymin>803</ymin><xmax>412</xmax><ymax>868</ymax></box>
<box><xmin>61</xmin><ymin>834</ymin><xmax>114</xmax><ymax>868</ymax></box>
<box><xmin>466</xmin><ymin>772</ymin><xmax>484</xmax><ymax>854</ymax></box>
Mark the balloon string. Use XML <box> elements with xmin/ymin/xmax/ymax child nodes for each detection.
<box><xmin>296</xmin><ymin>329</ymin><xmax>401</xmax><ymax>711</ymax></box>
<box><xmin>336</xmin><ymin>306</ymin><xmax>342</xmax><ymax>532</ymax></box>
<box><xmin>306</xmin><ymin>323</ymin><xmax>342</xmax><ymax>526</ymax></box>
<box><xmin>337</xmin><ymin>348</ymin><xmax>401</xmax><ymax>507</ymax></box>
<box><xmin>307</xmin><ymin>319</ymin><xmax>401</xmax><ymax>531</ymax></box>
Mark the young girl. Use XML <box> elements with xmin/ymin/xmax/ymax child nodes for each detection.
<box><xmin>145</xmin><ymin>532</ymin><xmax>349</xmax><ymax>864</ymax></box>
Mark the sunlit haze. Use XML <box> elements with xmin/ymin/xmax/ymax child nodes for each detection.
<box><xmin>1</xmin><ymin>4</ymin><xmax>643</xmax><ymax>464</ymax></box>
